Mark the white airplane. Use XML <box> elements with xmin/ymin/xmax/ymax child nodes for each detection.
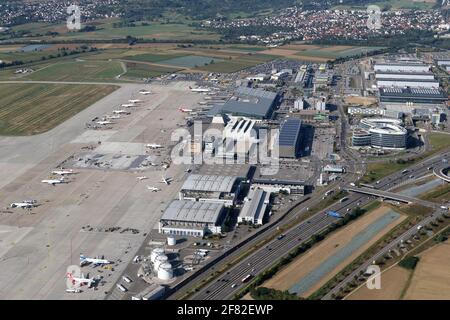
<box><xmin>139</xmin><ymin>90</ymin><xmax>152</xmax><ymax>95</ymax></box>
<box><xmin>80</xmin><ymin>254</ymin><xmax>113</xmax><ymax>267</ymax></box>
<box><xmin>113</xmin><ymin>110</ymin><xmax>130</xmax><ymax>115</ymax></box>
<box><xmin>179</xmin><ymin>107</ymin><xmax>193</xmax><ymax>113</ymax></box>
<box><xmin>189</xmin><ymin>86</ymin><xmax>211</xmax><ymax>93</ymax></box>
<box><xmin>137</xmin><ymin>176</ymin><xmax>148</xmax><ymax>181</ymax></box>
<box><xmin>41</xmin><ymin>178</ymin><xmax>66</xmax><ymax>186</ymax></box>
<box><xmin>146</xmin><ymin>144</ymin><xmax>163</xmax><ymax>149</ymax></box>
<box><xmin>52</xmin><ymin>169</ymin><xmax>75</xmax><ymax>176</ymax></box>
<box><xmin>10</xmin><ymin>201</ymin><xmax>37</xmax><ymax>209</ymax></box>
<box><xmin>121</xmin><ymin>103</ymin><xmax>136</xmax><ymax>108</ymax></box>
<box><xmin>147</xmin><ymin>186</ymin><xmax>161</xmax><ymax>192</ymax></box>
<box><xmin>96</xmin><ymin>120</ymin><xmax>114</xmax><ymax>125</ymax></box>
<box><xmin>129</xmin><ymin>99</ymin><xmax>142</xmax><ymax>103</ymax></box>
<box><xmin>159</xmin><ymin>175</ymin><xmax>173</xmax><ymax>185</ymax></box>
<box><xmin>105</xmin><ymin>115</ymin><xmax>121</xmax><ymax>119</ymax></box>
<box><xmin>66</xmin><ymin>272</ymin><xmax>96</xmax><ymax>287</ymax></box>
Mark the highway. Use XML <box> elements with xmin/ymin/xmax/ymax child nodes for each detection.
<box><xmin>189</xmin><ymin>151</ymin><xmax>449</xmax><ymax>300</ymax></box>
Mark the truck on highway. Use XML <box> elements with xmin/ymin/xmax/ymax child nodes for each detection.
<box><xmin>339</xmin><ymin>197</ymin><xmax>349</xmax><ymax>203</ymax></box>
<box><xmin>241</xmin><ymin>274</ymin><xmax>253</xmax><ymax>283</ymax></box>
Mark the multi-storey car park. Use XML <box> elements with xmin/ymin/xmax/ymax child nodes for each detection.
<box><xmin>352</xmin><ymin>118</ymin><xmax>408</xmax><ymax>150</ymax></box>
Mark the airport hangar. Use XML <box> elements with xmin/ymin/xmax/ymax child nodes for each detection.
<box><xmin>158</xmin><ymin>200</ymin><xmax>227</xmax><ymax>237</ymax></box>
<box><xmin>178</xmin><ymin>174</ymin><xmax>242</xmax><ymax>207</ymax></box>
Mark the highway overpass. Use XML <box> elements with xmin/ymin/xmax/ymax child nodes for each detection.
<box><xmin>345</xmin><ymin>186</ymin><xmax>436</xmax><ymax>208</ymax></box>
<box><xmin>434</xmin><ymin>165</ymin><xmax>450</xmax><ymax>183</ymax></box>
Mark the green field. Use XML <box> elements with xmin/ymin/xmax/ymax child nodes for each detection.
<box><xmin>196</xmin><ymin>54</ymin><xmax>279</xmax><ymax>72</ymax></box>
<box><xmin>0</xmin><ymin>83</ymin><xmax>118</xmax><ymax>135</ymax></box>
<box><xmin>295</xmin><ymin>46</ymin><xmax>385</xmax><ymax>60</ymax></box>
<box><xmin>26</xmin><ymin>60</ymin><xmax>124</xmax><ymax>82</ymax></box>
<box><xmin>123</xmin><ymin>62</ymin><xmax>181</xmax><ymax>79</ymax></box>
<box><xmin>123</xmin><ymin>52</ymin><xmax>186</xmax><ymax>63</ymax></box>
<box><xmin>7</xmin><ymin>21</ymin><xmax>221</xmax><ymax>42</ymax></box>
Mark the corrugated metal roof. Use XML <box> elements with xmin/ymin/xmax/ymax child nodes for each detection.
<box><xmin>278</xmin><ymin>118</ymin><xmax>302</xmax><ymax>146</ymax></box>
<box><xmin>161</xmin><ymin>200</ymin><xmax>224</xmax><ymax>223</ymax></box>
<box><xmin>239</xmin><ymin>188</ymin><xmax>269</xmax><ymax>221</ymax></box>
<box><xmin>181</xmin><ymin>174</ymin><xmax>238</xmax><ymax>193</ymax></box>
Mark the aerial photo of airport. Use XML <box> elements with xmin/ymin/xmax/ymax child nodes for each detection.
<box><xmin>0</xmin><ymin>0</ymin><xmax>449</xmax><ymax>306</ymax></box>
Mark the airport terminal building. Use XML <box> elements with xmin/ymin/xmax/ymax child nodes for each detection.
<box><xmin>159</xmin><ymin>200</ymin><xmax>227</xmax><ymax>237</ymax></box>
<box><xmin>207</xmin><ymin>87</ymin><xmax>279</xmax><ymax>120</ymax></box>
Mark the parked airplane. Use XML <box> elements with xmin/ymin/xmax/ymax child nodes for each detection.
<box><xmin>52</xmin><ymin>169</ymin><xmax>75</xmax><ymax>176</ymax></box>
<box><xmin>179</xmin><ymin>107</ymin><xmax>193</xmax><ymax>113</ymax></box>
<box><xmin>80</xmin><ymin>254</ymin><xmax>113</xmax><ymax>267</ymax></box>
<box><xmin>66</xmin><ymin>272</ymin><xmax>96</xmax><ymax>287</ymax></box>
<box><xmin>189</xmin><ymin>86</ymin><xmax>211</xmax><ymax>93</ymax></box>
<box><xmin>129</xmin><ymin>99</ymin><xmax>142</xmax><ymax>103</ymax></box>
<box><xmin>105</xmin><ymin>115</ymin><xmax>121</xmax><ymax>119</ymax></box>
<box><xmin>41</xmin><ymin>178</ymin><xmax>66</xmax><ymax>186</ymax></box>
<box><xmin>146</xmin><ymin>144</ymin><xmax>163</xmax><ymax>149</ymax></box>
<box><xmin>147</xmin><ymin>186</ymin><xmax>161</xmax><ymax>192</ymax></box>
<box><xmin>96</xmin><ymin>120</ymin><xmax>114</xmax><ymax>125</ymax></box>
<box><xmin>137</xmin><ymin>176</ymin><xmax>148</xmax><ymax>181</ymax></box>
<box><xmin>139</xmin><ymin>90</ymin><xmax>152</xmax><ymax>95</ymax></box>
<box><xmin>159</xmin><ymin>175</ymin><xmax>173</xmax><ymax>185</ymax></box>
<box><xmin>326</xmin><ymin>211</ymin><xmax>343</xmax><ymax>219</ymax></box>
<box><xmin>10</xmin><ymin>201</ymin><xmax>37</xmax><ymax>209</ymax></box>
<box><xmin>113</xmin><ymin>110</ymin><xmax>130</xmax><ymax>115</ymax></box>
<box><xmin>121</xmin><ymin>103</ymin><xmax>135</xmax><ymax>108</ymax></box>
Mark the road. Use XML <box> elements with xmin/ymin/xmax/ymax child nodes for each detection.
<box><xmin>322</xmin><ymin>209</ymin><xmax>446</xmax><ymax>300</ymax></box>
<box><xmin>188</xmin><ymin>151</ymin><xmax>449</xmax><ymax>300</ymax></box>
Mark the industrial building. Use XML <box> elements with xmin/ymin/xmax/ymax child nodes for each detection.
<box><xmin>376</xmin><ymin>78</ymin><xmax>439</xmax><ymax>89</ymax></box>
<box><xmin>237</xmin><ymin>187</ymin><xmax>270</xmax><ymax>225</ymax></box>
<box><xmin>375</xmin><ymin>72</ymin><xmax>435</xmax><ymax>80</ymax></box>
<box><xmin>374</xmin><ymin>63</ymin><xmax>430</xmax><ymax>73</ymax></box>
<box><xmin>252</xmin><ymin>179</ymin><xmax>306</xmax><ymax>195</ymax></box>
<box><xmin>179</xmin><ymin>174</ymin><xmax>241</xmax><ymax>207</ymax></box>
<box><xmin>207</xmin><ymin>87</ymin><xmax>279</xmax><ymax>119</ymax></box>
<box><xmin>348</xmin><ymin>107</ymin><xmax>403</xmax><ymax>119</ymax></box>
<box><xmin>277</xmin><ymin>118</ymin><xmax>302</xmax><ymax>158</ymax></box>
<box><xmin>352</xmin><ymin>118</ymin><xmax>408</xmax><ymax>150</ymax></box>
<box><xmin>379</xmin><ymin>87</ymin><xmax>447</xmax><ymax>106</ymax></box>
<box><xmin>159</xmin><ymin>200</ymin><xmax>227</xmax><ymax>237</ymax></box>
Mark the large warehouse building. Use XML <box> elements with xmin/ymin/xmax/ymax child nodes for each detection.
<box><xmin>159</xmin><ymin>200</ymin><xmax>227</xmax><ymax>237</ymax></box>
<box><xmin>352</xmin><ymin>118</ymin><xmax>408</xmax><ymax>150</ymax></box>
<box><xmin>238</xmin><ymin>187</ymin><xmax>271</xmax><ymax>226</ymax></box>
<box><xmin>374</xmin><ymin>63</ymin><xmax>431</xmax><ymax>73</ymax></box>
<box><xmin>277</xmin><ymin>118</ymin><xmax>302</xmax><ymax>158</ymax></box>
<box><xmin>379</xmin><ymin>87</ymin><xmax>447</xmax><ymax>106</ymax></box>
<box><xmin>376</xmin><ymin>79</ymin><xmax>439</xmax><ymax>89</ymax></box>
<box><xmin>179</xmin><ymin>174</ymin><xmax>241</xmax><ymax>207</ymax></box>
<box><xmin>375</xmin><ymin>72</ymin><xmax>435</xmax><ymax>80</ymax></box>
<box><xmin>207</xmin><ymin>87</ymin><xmax>279</xmax><ymax>119</ymax></box>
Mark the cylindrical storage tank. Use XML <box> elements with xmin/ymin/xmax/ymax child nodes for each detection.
<box><xmin>167</xmin><ymin>236</ymin><xmax>176</xmax><ymax>246</ymax></box>
<box><xmin>153</xmin><ymin>254</ymin><xmax>168</xmax><ymax>271</ymax></box>
<box><xmin>150</xmin><ymin>248</ymin><xmax>164</xmax><ymax>263</ymax></box>
<box><xmin>157</xmin><ymin>263</ymin><xmax>173</xmax><ymax>280</ymax></box>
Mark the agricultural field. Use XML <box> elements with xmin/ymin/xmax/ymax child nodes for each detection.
<box><xmin>5</xmin><ymin>20</ymin><xmax>221</xmax><ymax>42</ymax></box>
<box><xmin>346</xmin><ymin>266</ymin><xmax>411</xmax><ymax>300</ymax></box>
<box><xmin>0</xmin><ymin>83</ymin><xmax>118</xmax><ymax>135</ymax></box>
<box><xmin>26</xmin><ymin>60</ymin><xmax>124</xmax><ymax>82</ymax></box>
<box><xmin>403</xmin><ymin>240</ymin><xmax>450</xmax><ymax>300</ymax></box>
